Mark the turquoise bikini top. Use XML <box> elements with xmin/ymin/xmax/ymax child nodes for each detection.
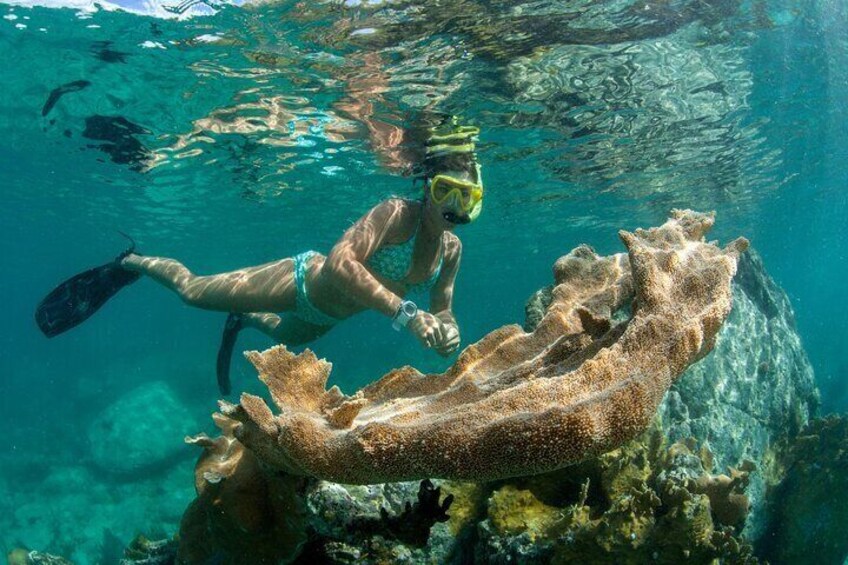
<box><xmin>368</xmin><ymin>208</ymin><xmax>444</xmax><ymax>295</ymax></box>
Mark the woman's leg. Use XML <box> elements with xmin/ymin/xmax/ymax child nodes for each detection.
<box><xmin>121</xmin><ymin>253</ymin><xmax>297</xmax><ymax>313</ymax></box>
<box><xmin>242</xmin><ymin>312</ymin><xmax>333</xmax><ymax>345</ymax></box>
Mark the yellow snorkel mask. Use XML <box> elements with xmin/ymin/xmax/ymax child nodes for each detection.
<box><xmin>424</xmin><ymin>117</ymin><xmax>484</xmax><ymax>223</ymax></box>
<box><xmin>428</xmin><ymin>162</ymin><xmax>484</xmax><ymax>223</ymax></box>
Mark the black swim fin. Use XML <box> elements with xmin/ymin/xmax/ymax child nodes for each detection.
<box><xmin>216</xmin><ymin>313</ymin><xmax>243</xmax><ymax>396</ymax></box>
<box><xmin>35</xmin><ymin>240</ymin><xmax>140</xmax><ymax>337</ymax></box>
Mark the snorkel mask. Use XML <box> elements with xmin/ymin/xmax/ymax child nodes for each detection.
<box><xmin>428</xmin><ymin>163</ymin><xmax>484</xmax><ymax>224</ymax></box>
<box><xmin>423</xmin><ymin>117</ymin><xmax>484</xmax><ymax>224</ymax></box>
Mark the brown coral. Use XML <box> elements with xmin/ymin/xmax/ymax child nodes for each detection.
<box><xmin>218</xmin><ymin>210</ymin><xmax>747</xmax><ymax>484</ymax></box>
<box><xmin>177</xmin><ymin>414</ymin><xmax>308</xmax><ymax>564</ymax></box>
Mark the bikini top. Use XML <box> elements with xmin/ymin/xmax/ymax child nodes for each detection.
<box><xmin>368</xmin><ymin>208</ymin><xmax>444</xmax><ymax>295</ymax></box>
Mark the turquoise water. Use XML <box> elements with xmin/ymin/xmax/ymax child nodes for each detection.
<box><xmin>0</xmin><ymin>0</ymin><xmax>846</xmax><ymax>561</ymax></box>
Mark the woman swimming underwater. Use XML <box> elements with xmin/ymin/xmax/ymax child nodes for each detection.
<box><xmin>34</xmin><ymin>122</ymin><xmax>484</xmax><ymax>395</ymax></box>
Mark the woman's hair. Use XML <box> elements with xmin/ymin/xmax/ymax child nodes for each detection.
<box><xmin>403</xmin><ymin>113</ymin><xmax>480</xmax><ymax>183</ymax></box>
<box><xmin>421</xmin><ymin>151</ymin><xmax>480</xmax><ymax>183</ymax></box>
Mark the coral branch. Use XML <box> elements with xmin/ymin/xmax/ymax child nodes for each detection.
<box><xmin>221</xmin><ymin>210</ymin><xmax>747</xmax><ymax>484</ymax></box>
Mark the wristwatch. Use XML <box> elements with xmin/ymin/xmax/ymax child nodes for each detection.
<box><xmin>392</xmin><ymin>300</ymin><xmax>418</xmax><ymax>331</ymax></box>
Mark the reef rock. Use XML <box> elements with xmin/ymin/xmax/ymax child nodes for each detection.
<box><xmin>120</xmin><ymin>535</ymin><xmax>177</xmax><ymax>564</ymax></box>
<box><xmin>87</xmin><ymin>381</ymin><xmax>197</xmax><ymax>476</ymax></box>
<box><xmin>298</xmin><ymin>479</ymin><xmax>464</xmax><ymax>563</ymax></box>
<box><xmin>661</xmin><ymin>249</ymin><xmax>818</xmax><ymax>538</ymax></box>
<box><xmin>296</xmin><ymin>424</ymin><xmax>758</xmax><ymax>564</ymax></box>
<box><xmin>760</xmin><ymin>415</ymin><xmax>848</xmax><ymax>565</ymax></box>
<box><xmin>6</xmin><ymin>550</ymin><xmax>72</xmax><ymax>565</ymax></box>
<box><xmin>220</xmin><ymin>210</ymin><xmax>748</xmax><ymax>483</ymax></box>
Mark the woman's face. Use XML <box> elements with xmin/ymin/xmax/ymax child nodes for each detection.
<box><xmin>425</xmin><ymin>169</ymin><xmax>478</xmax><ymax>228</ymax></box>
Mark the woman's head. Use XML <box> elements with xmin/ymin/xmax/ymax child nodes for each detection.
<box><xmin>418</xmin><ymin>119</ymin><xmax>484</xmax><ymax>225</ymax></box>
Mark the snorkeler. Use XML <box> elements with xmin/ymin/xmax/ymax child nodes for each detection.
<box><xmin>35</xmin><ymin>120</ymin><xmax>483</xmax><ymax>395</ymax></box>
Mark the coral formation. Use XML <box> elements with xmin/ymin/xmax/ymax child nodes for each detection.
<box><xmin>220</xmin><ymin>210</ymin><xmax>748</xmax><ymax>483</ymax></box>
<box><xmin>295</xmin><ymin>479</ymin><xmax>456</xmax><ymax>563</ymax></box>
<box><xmin>475</xmin><ymin>423</ymin><xmax>758</xmax><ymax>564</ymax></box>
<box><xmin>295</xmin><ymin>422</ymin><xmax>759</xmax><ymax>564</ymax></box>
<box><xmin>299</xmin><ymin>479</ymin><xmax>479</xmax><ymax>564</ymax></box>
<box><xmin>760</xmin><ymin>415</ymin><xmax>848</xmax><ymax>564</ymax></box>
<box><xmin>527</xmin><ymin>246</ymin><xmax>819</xmax><ymax>540</ymax></box>
<box><xmin>6</xmin><ymin>551</ymin><xmax>72</xmax><ymax>565</ymax></box>
<box><xmin>660</xmin><ymin>249</ymin><xmax>819</xmax><ymax>539</ymax></box>
<box><xmin>16</xmin><ymin>219</ymin><xmax>821</xmax><ymax>564</ymax></box>
<box><xmin>121</xmin><ymin>535</ymin><xmax>177</xmax><ymax>564</ymax></box>
<box><xmin>177</xmin><ymin>414</ymin><xmax>308</xmax><ymax>564</ymax></box>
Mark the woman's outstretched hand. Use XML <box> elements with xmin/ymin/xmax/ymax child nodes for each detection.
<box><xmin>407</xmin><ymin>311</ymin><xmax>444</xmax><ymax>350</ymax></box>
<box><xmin>407</xmin><ymin>311</ymin><xmax>460</xmax><ymax>356</ymax></box>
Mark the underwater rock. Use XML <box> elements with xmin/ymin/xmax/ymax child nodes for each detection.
<box><xmin>527</xmin><ymin>247</ymin><xmax>818</xmax><ymax>540</ymax></box>
<box><xmin>181</xmin><ymin>413</ymin><xmax>456</xmax><ymax>563</ymax></box>
<box><xmin>7</xmin><ymin>535</ymin><xmax>177</xmax><ymax>565</ymax></box>
<box><xmin>301</xmin><ymin>479</ymin><xmax>482</xmax><ymax>563</ymax></box>
<box><xmin>220</xmin><ymin>209</ymin><xmax>747</xmax><ymax>484</ymax></box>
<box><xmin>759</xmin><ymin>415</ymin><xmax>848</xmax><ymax>565</ymax></box>
<box><xmin>87</xmin><ymin>381</ymin><xmax>196</xmax><ymax>476</ymax></box>
<box><xmin>660</xmin><ymin>249</ymin><xmax>818</xmax><ymax>537</ymax></box>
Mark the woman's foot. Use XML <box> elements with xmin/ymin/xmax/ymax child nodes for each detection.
<box><xmin>119</xmin><ymin>252</ymin><xmax>143</xmax><ymax>270</ymax></box>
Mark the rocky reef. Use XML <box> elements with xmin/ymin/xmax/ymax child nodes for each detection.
<box><xmin>296</xmin><ymin>420</ymin><xmax>759</xmax><ymax>564</ymax></box>
<box><xmin>217</xmin><ymin>209</ymin><xmax>748</xmax><ymax>484</ymax></box>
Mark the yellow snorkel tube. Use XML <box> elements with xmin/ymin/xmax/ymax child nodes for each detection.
<box><xmin>424</xmin><ymin>117</ymin><xmax>484</xmax><ymax>223</ymax></box>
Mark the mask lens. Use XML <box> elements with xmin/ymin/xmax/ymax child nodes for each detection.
<box><xmin>431</xmin><ymin>178</ymin><xmax>453</xmax><ymax>201</ymax></box>
<box><xmin>430</xmin><ymin>176</ymin><xmax>483</xmax><ymax>212</ymax></box>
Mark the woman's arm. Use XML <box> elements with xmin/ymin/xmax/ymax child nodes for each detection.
<box><xmin>428</xmin><ymin>234</ymin><xmax>462</xmax><ymax>356</ymax></box>
<box><xmin>323</xmin><ymin>199</ymin><xmax>407</xmax><ymax>318</ymax></box>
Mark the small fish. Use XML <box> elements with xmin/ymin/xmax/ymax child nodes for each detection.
<box><xmin>41</xmin><ymin>79</ymin><xmax>91</xmax><ymax>116</ymax></box>
<box><xmin>91</xmin><ymin>40</ymin><xmax>130</xmax><ymax>63</ymax></box>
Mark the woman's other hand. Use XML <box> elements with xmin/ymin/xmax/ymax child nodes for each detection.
<box><xmin>407</xmin><ymin>311</ymin><xmax>445</xmax><ymax>350</ymax></box>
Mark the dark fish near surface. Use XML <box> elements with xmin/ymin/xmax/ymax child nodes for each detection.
<box><xmin>41</xmin><ymin>80</ymin><xmax>91</xmax><ymax>116</ymax></box>
<box><xmin>91</xmin><ymin>40</ymin><xmax>130</xmax><ymax>63</ymax></box>
<box><xmin>82</xmin><ymin>115</ymin><xmax>152</xmax><ymax>170</ymax></box>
